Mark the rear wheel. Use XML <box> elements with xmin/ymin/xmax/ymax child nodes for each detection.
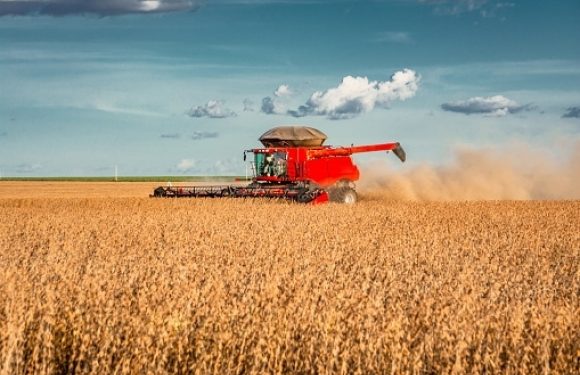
<box><xmin>329</xmin><ymin>187</ymin><xmax>357</xmax><ymax>204</ymax></box>
<box><xmin>341</xmin><ymin>188</ymin><xmax>357</xmax><ymax>204</ymax></box>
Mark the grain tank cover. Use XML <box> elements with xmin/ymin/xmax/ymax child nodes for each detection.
<box><xmin>259</xmin><ymin>126</ymin><xmax>327</xmax><ymax>147</ymax></box>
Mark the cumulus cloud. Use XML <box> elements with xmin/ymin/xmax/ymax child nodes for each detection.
<box><xmin>260</xmin><ymin>96</ymin><xmax>282</xmax><ymax>115</ymax></box>
<box><xmin>0</xmin><ymin>0</ymin><xmax>201</xmax><ymax>16</ymax></box>
<box><xmin>562</xmin><ymin>106</ymin><xmax>580</xmax><ymax>119</ymax></box>
<box><xmin>260</xmin><ymin>97</ymin><xmax>277</xmax><ymax>115</ymax></box>
<box><xmin>441</xmin><ymin>95</ymin><xmax>534</xmax><ymax>117</ymax></box>
<box><xmin>287</xmin><ymin>69</ymin><xmax>420</xmax><ymax>120</ymax></box>
<box><xmin>191</xmin><ymin>131</ymin><xmax>218</xmax><ymax>140</ymax></box>
<box><xmin>176</xmin><ymin>159</ymin><xmax>197</xmax><ymax>173</ymax></box>
<box><xmin>274</xmin><ymin>84</ymin><xmax>292</xmax><ymax>97</ymax></box>
<box><xmin>188</xmin><ymin>100</ymin><xmax>237</xmax><ymax>119</ymax></box>
<box><xmin>261</xmin><ymin>84</ymin><xmax>293</xmax><ymax>115</ymax></box>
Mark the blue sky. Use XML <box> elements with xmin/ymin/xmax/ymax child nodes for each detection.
<box><xmin>0</xmin><ymin>0</ymin><xmax>579</xmax><ymax>176</ymax></box>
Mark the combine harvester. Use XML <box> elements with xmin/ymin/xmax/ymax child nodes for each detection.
<box><xmin>152</xmin><ymin>126</ymin><xmax>405</xmax><ymax>204</ymax></box>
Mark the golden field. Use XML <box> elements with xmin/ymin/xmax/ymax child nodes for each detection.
<box><xmin>0</xmin><ymin>182</ymin><xmax>578</xmax><ymax>374</ymax></box>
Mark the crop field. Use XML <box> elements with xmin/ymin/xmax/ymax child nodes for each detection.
<box><xmin>0</xmin><ymin>182</ymin><xmax>578</xmax><ymax>374</ymax></box>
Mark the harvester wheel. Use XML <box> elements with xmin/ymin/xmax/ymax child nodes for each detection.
<box><xmin>328</xmin><ymin>187</ymin><xmax>357</xmax><ymax>204</ymax></box>
<box><xmin>341</xmin><ymin>188</ymin><xmax>357</xmax><ymax>204</ymax></box>
<box><xmin>296</xmin><ymin>190</ymin><xmax>313</xmax><ymax>203</ymax></box>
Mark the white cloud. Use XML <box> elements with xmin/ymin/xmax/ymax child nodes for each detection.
<box><xmin>188</xmin><ymin>100</ymin><xmax>237</xmax><ymax>119</ymax></box>
<box><xmin>441</xmin><ymin>95</ymin><xmax>534</xmax><ymax>117</ymax></box>
<box><xmin>261</xmin><ymin>84</ymin><xmax>293</xmax><ymax>115</ymax></box>
<box><xmin>274</xmin><ymin>84</ymin><xmax>292</xmax><ymax>97</ymax></box>
<box><xmin>176</xmin><ymin>159</ymin><xmax>197</xmax><ymax>172</ymax></box>
<box><xmin>90</xmin><ymin>101</ymin><xmax>165</xmax><ymax>117</ymax></box>
<box><xmin>139</xmin><ymin>1</ymin><xmax>161</xmax><ymax>12</ymax></box>
<box><xmin>0</xmin><ymin>0</ymin><xmax>201</xmax><ymax>16</ymax></box>
<box><xmin>287</xmin><ymin>69</ymin><xmax>420</xmax><ymax>120</ymax></box>
<box><xmin>191</xmin><ymin>131</ymin><xmax>219</xmax><ymax>140</ymax></box>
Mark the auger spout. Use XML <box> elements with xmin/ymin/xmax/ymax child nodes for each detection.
<box><xmin>307</xmin><ymin>142</ymin><xmax>406</xmax><ymax>162</ymax></box>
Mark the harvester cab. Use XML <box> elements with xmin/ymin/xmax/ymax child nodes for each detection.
<box><xmin>153</xmin><ymin>125</ymin><xmax>405</xmax><ymax>204</ymax></box>
<box><xmin>252</xmin><ymin>150</ymin><xmax>288</xmax><ymax>178</ymax></box>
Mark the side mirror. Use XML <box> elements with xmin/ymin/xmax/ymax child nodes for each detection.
<box><xmin>243</xmin><ymin>151</ymin><xmax>247</xmax><ymax>162</ymax></box>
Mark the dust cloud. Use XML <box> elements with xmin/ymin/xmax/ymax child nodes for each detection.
<box><xmin>359</xmin><ymin>142</ymin><xmax>580</xmax><ymax>201</ymax></box>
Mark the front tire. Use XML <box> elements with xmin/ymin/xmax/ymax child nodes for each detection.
<box><xmin>296</xmin><ymin>189</ymin><xmax>314</xmax><ymax>203</ymax></box>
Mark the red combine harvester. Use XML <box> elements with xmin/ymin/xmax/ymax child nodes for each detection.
<box><xmin>152</xmin><ymin>126</ymin><xmax>405</xmax><ymax>204</ymax></box>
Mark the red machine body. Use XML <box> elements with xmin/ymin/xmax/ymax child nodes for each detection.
<box><xmin>152</xmin><ymin>127</ymin><xmax>405</xmax><ymax>204</ymax></box>
<box><xmin>250</xmin><ymin>142</ymin><xmax>403</xmax><ymax>187</ymax></box>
